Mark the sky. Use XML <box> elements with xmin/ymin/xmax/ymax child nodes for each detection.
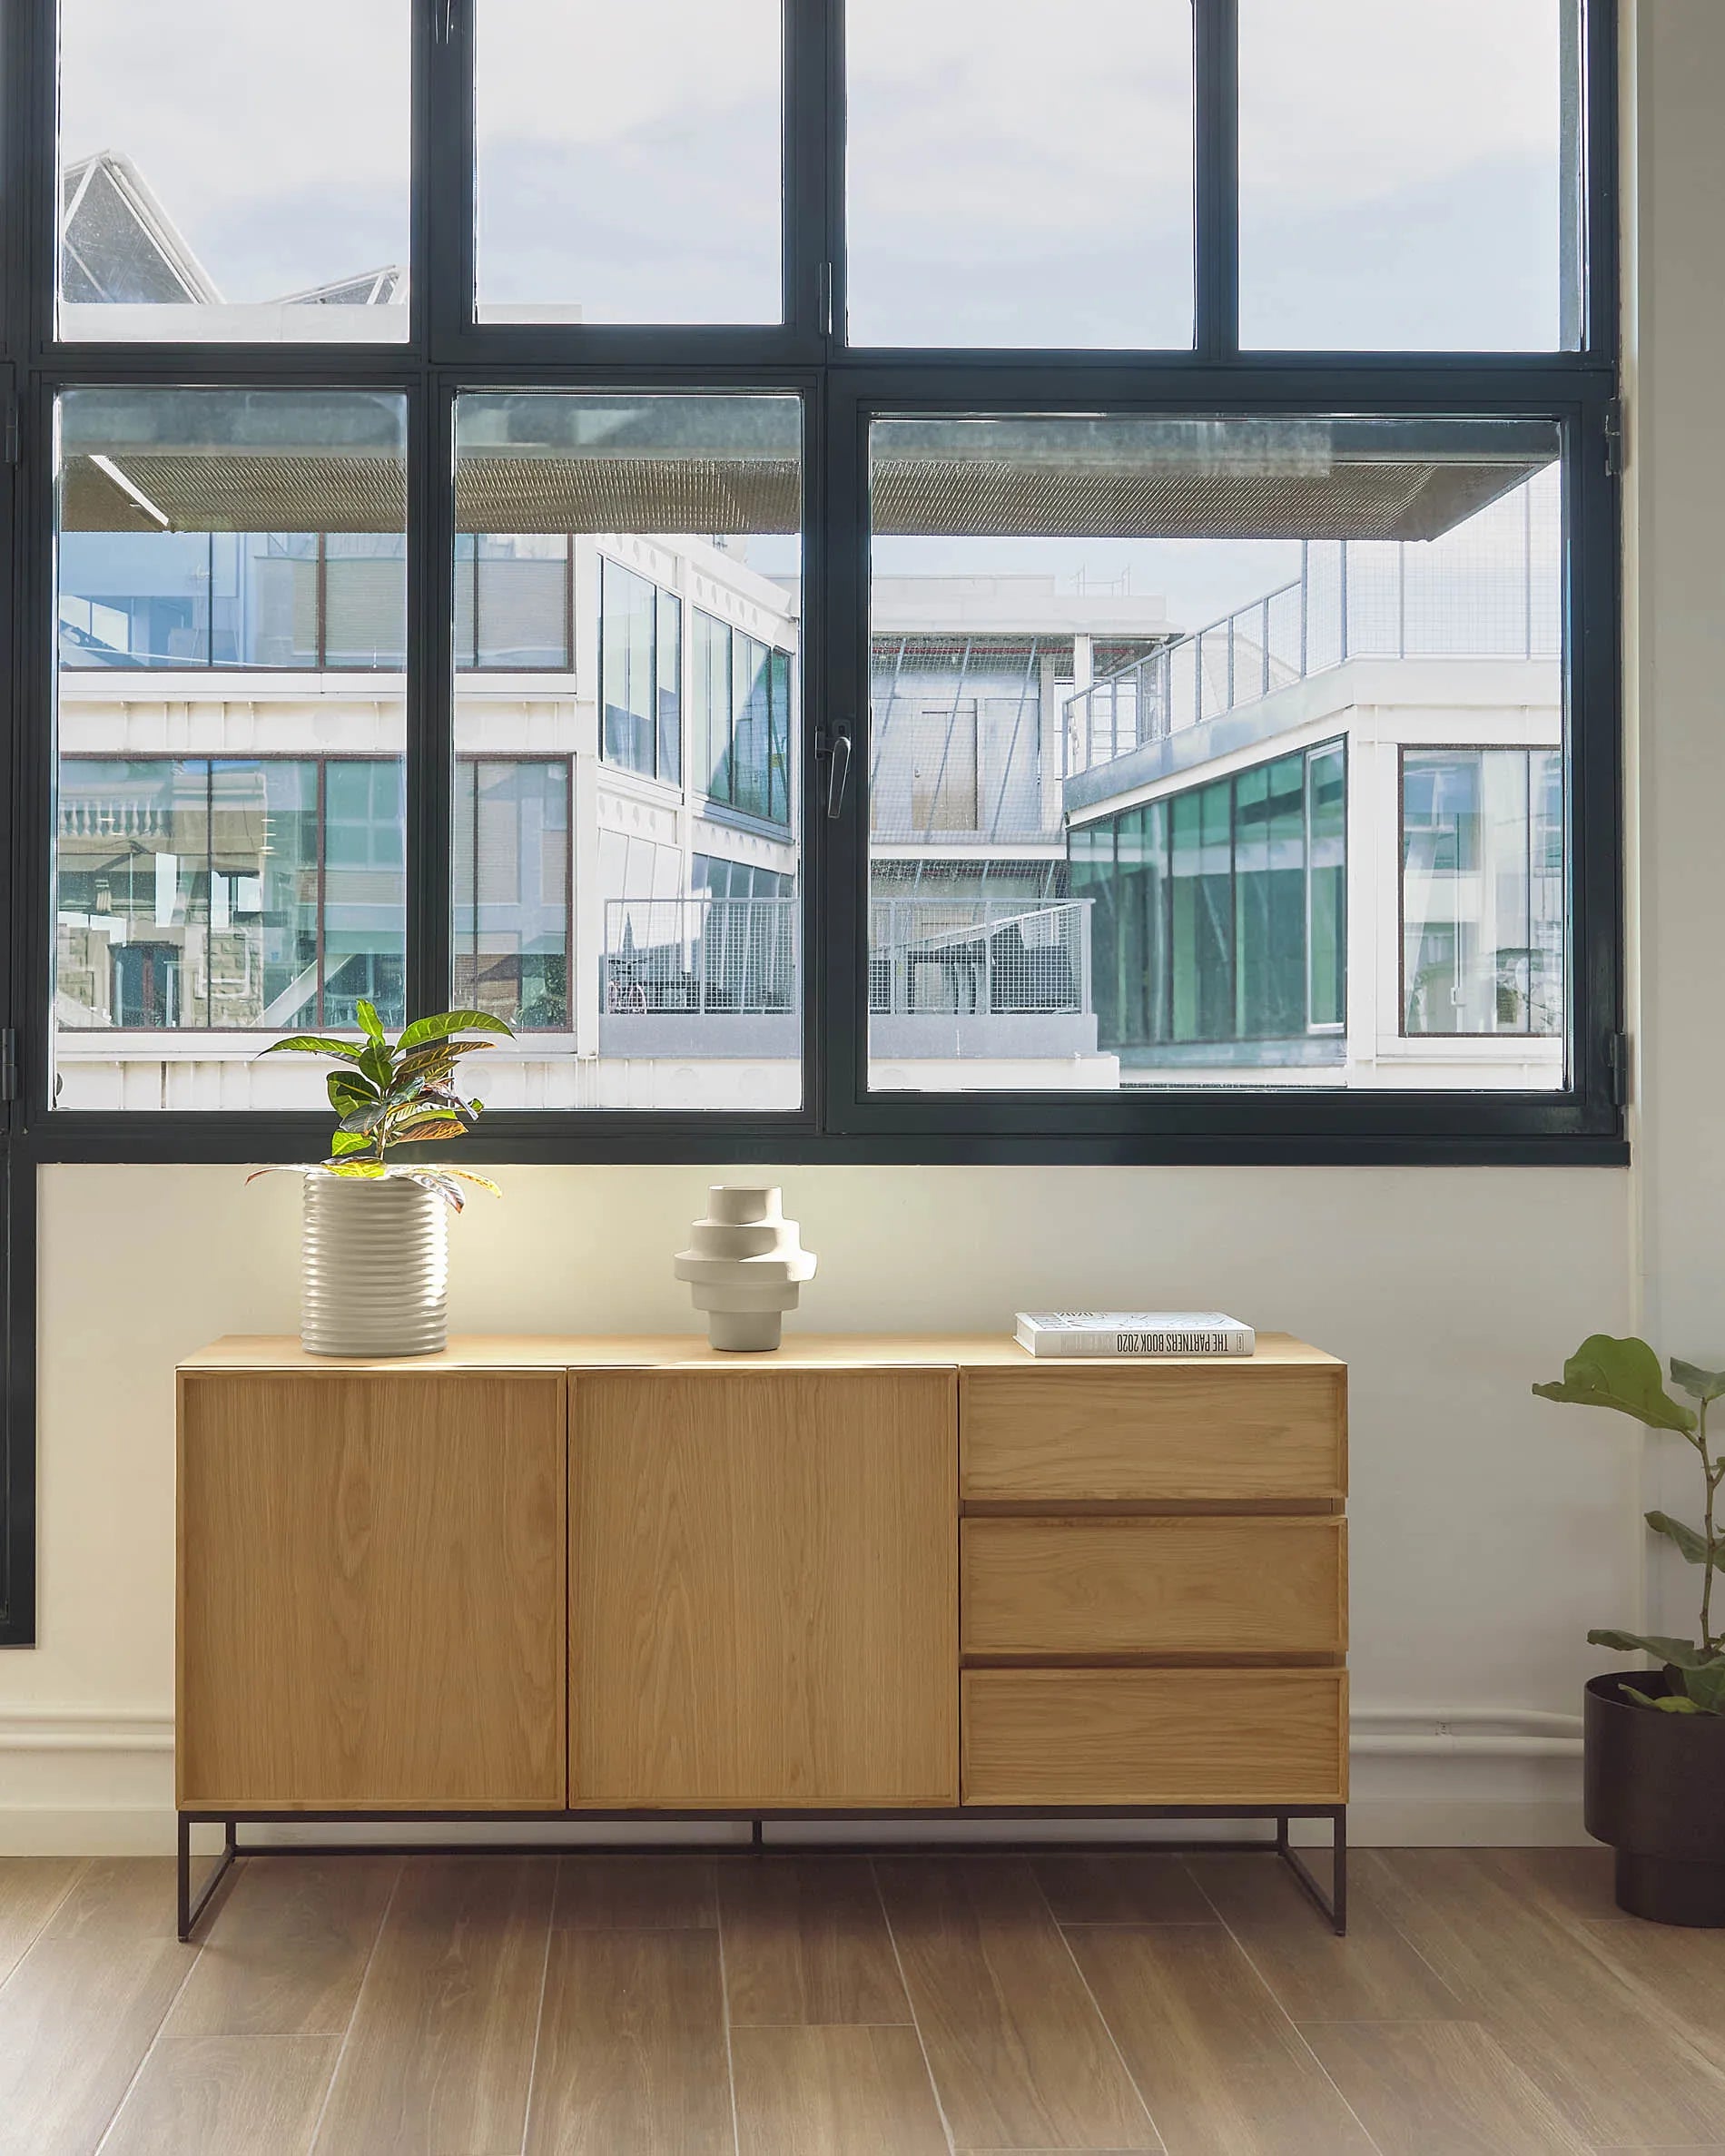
<box><xmin>58</xmin><ymin>0</ymin><xmax>1571</xmax><ymax>625</ymax></box>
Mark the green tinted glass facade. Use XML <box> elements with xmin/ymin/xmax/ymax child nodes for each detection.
<box><xmin>692</xmin><ymin>608</ymin><xmax>793</xmax><ymax>827</ymax></box>
<box><xmin>1070</xmin><ymin>740</ymin><xmax>1346</xmax><ymax>1063</ymax></box>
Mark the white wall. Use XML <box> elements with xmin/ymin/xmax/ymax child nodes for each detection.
<box><xmin>5</xmin><ymin>0</ymin><xmax>1721</xmax><ymax>1856</ymax></box>
<box><xmin>1624</xmin><ymin>0</ymin><xmax>1725</xmax><ymax>1640</ymax></box>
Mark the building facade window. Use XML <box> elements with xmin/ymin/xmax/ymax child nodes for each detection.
<box><xmin>453</xmin><ymin>758</ymin><xmax>571</xmax><ymax>1029</ymax></box>
<box><xmin>1402</xmin><ymin>747</ymin><xmax>1564</xmax><ymax>1038</ymax></box>
<box><xmin>600</xmin><ymin>556</ymin><xmax>681</xmax><ymax>784</ymax></box>
<box><xmin>693</xmin><ymin>610</ymin><xmax>793</xmax><ymax>827</ymax></box>
<box><xmin>54</xmin><ymin>755</ymin><xmax>404</xmax><ymax>1039</ymax></box>
<box><xmin>455</xmin><ymin>537</ymin><xmax>574</xmax><ymax>670</ymax></box>
<box><xmin>1070</xmin><ymin>740</ymin><xmax>1347</xmax><ymax>1071</ymax></box>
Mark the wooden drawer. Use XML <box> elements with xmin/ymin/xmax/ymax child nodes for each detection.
<box><xmin>960</xmin><ymin>1364</ymin><xmax>1346</xmax><ymax>1504</ymax></box>
<box><xmin>961</xmin><ymin>1516</ymin><xmax>1346</xmax><ymax>1659</ymax></box>
<box><xmin>961</xmin><ymin>1668</ymin><xmax>1347</xmax><ymax>1807</ymax></box>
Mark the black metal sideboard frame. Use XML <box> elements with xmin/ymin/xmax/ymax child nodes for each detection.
<box><xmin>177</xmin><ymin>1801</ymin><xmax>1346</xmax><ymax>1943</ymax></box>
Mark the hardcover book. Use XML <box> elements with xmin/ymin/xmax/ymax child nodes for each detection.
<box><xmin>1014</xmin><ymin>1311</ymin><xmax>1256</xmax><ymax>1357</ymax></box>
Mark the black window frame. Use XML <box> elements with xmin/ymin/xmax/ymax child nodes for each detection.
<box><xmin>0</xmin><ymin>0</ymin><xmax>1631</xmax><ymax>1648</ymax></box>
<box><xmin>0</xmin><ymin>0</ymin><xmax>1622</xmax><ymax>1182</ymax></box>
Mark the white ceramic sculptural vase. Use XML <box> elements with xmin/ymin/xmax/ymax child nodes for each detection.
<box><xmin>674</xmin><ymin>1186</ymin><xmax>817</xmax><ymax>1352</ymax></box>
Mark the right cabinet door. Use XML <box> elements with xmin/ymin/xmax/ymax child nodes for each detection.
<box><xmin>569</xmin><ymin>1368</ymin><xmax>958</xmax><ymax>1808</ymax></box>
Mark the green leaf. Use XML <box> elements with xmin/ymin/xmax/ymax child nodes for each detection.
<box><xmin>337</xmin><ymin>1098</ymin><xmax>392</xmax><ymax>1137</ymax></box>
<box><xmin>256</xmin><ymin>1035</ymin><xmax>365</xmax><ymax>1063</ymax></box>
<box><xmin>319</xmin><ymin>1159</ymin><xmax>387</xmax><ymax>1178</ymax></box>
<box><xmin>356</xmin><ymin>1039</ymin><xmax>396</xmax><ymax>1091</ymax></box>
<box><xmin>397</xmin><ymin>1009</ymin><xmax>515</xmax><ymax>1053</ymax></box>
<box><xmin>355</xmin><ymin>999</ymin><xmax>386</xmax><ymax>1043</ymax></box>
<box><xmin>326</xmin><ymin>1070</ymin><xmax>378</xmax><ymax>1116</ymax></box>
<box><xmin>1645</xmin><ymin>1511</ymin><xmax>1722</xmax><ymax>1566</ymax></box>
<box><xmin>1681</xmin><ymin>1660</ymin><xmax>1725</xmax><ymax>1714</ymax></box>
<box><xmin>1589</xmin><ymin>1629</ymin><xmax>1714</xmax><ymax>1668</ymax></box>
<box><xmin>1671</xmin><ymin>1358</ymin><xmax>1725</xmax><ymax>1403</ymax></box>
<box><xmin>1532</xmin><ymin>1335</ymin><xmax>1699</xmax><ymax>1433</ymax></box>
<box><xmin>1626</xmin><ymin>1687</ymin><xmax>1707</xmax><ymax>1714</ymax></box>
<box><xmin>327</xmin><ymin>1129</ymin><xmax>375</xmax><ymax>1158</ymax></box>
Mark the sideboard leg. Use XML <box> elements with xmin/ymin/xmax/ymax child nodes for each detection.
<box><xmin>1278</xmin><ymin>1809</ymin><xmax>1348</xmax><ymax>1936</ymax></box>
<box><xmin>751</xmin><ymin>1817</ymin><xmax>764</xmax><ymax>1855</ymax></box>
<box><xmin>177</xmin><ymin>1814</ymin><xmax>239</xmax><ymax>1944</ymax></box>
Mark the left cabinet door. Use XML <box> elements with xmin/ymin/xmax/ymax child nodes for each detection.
<box><xmin>177</xmin><ymin>1372</ymin><xmax>567</xmax><ymax>1811</ymax></box>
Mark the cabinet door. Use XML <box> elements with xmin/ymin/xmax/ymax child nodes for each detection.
<box><xmin>571</xmin><ymin>1369</ymin><xmax>957</xmax><ymax>1807</ymax></box>
<box><xmin>178</xmin><ymin>1372</ymin><xmax>566</xmax><ymax>1810</ymax></box>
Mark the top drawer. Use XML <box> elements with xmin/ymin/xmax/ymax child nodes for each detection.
<box><xmin>961</xmin><ymin>1364</ymin><xmax>1346</xmax><ymax>1504</ymax></box>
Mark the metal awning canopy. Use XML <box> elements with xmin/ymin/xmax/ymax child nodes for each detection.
<box><xmin>59</xmin><ymin>397</ymin><xmax>1560</xmax><ymax>543</ymax></box>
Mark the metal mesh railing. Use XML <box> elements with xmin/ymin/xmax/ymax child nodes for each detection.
<box><xmin>868</xmin><ymin>900</ymin><xmax>1090</xmax><ymax>1017</ymax></box>
<box><xmin>1066</xmin><ymin>469</ymin><xmax>1562</xmax><ymax>778</ymax></box>
<box><xmin>604</xmin><ymin>898</ymin><xmax>797</xmax><ymax>1015</ymax></box>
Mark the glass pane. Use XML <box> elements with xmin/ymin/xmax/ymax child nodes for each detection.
<box><xmin>54</xmin><ymin>389</ymin><xmax>408</xmax><ymax>1107</ymax></box>
<box><xmin>1402</xmin><ymin>747</ymin><xmax>1563</xmax><ymax>1038</ymax></box>
<box><xmin>454</xmin><ymin>760</ymin><xmax>571</xmax><ymax>1029</ymax></box>
<box><xmin>1239</xmin><ymin>0</ymin><xmax>1580</xmax><ymax>350</ymax></box>
<box><xmin>454</xmin><ymin>391</ymin><xmax>803</xmax><ymax>1110</ymax></box>
<box><xmin>58</xmin><ymin>0</ymin><xmax>409</xmax><ymax>343</ymax></box>
<box><xmin>846</xmin><ymin>0</ymin><xmax>1195</xmax><ymax>348</ymax></box>
<box><xmin>475</xmin><ymin>0</ymin><xmax>783</xmax><ymax>325</ymax></box>
<box><xmin>867</xmin><ymin>411</ymin><xmax>1564</xmax><ymax>1093</ymax></box>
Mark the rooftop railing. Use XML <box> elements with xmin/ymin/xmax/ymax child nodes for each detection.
<box><xmin>868</xmin><ymin>900</ymin><xmax>1091</xmax><ymax>1019</ymax></box>
<box><xmin>1064</xmin><ymin>475</ymin><xmax>1562</xmax><ymax>780</ymax></box>
<box><xmin>603</xmin><ymin>897</ymin><xmax>798</xmax><ymax>1017</ymax></box>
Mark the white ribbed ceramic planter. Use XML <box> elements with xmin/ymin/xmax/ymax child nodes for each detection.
<box><xmin>301</xmin><ymin>1173</ymin><xmax>448</xmax><ymax>1358</ymax></box>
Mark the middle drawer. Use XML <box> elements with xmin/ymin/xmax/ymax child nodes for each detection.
<box><xmin>961</xmin><ymin>1514</ymin><xmax>1346</xmax><ymax>1659</ymax></box>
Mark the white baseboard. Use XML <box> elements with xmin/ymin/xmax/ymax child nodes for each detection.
<box><xmin>0</xmin><ymin>1704</ymin><xmax>1588</xmax><ymax>1856</ymax></box>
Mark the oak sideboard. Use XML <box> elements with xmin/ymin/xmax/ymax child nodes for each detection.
<box><xmin>175</xmin><ymin>1333</ymin><xmax>1348</xmax><ymax>1935</ymax></box>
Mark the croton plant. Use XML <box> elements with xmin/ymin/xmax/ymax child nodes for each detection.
<box><xmin>251</xmin><ymin>1001</ymin><xmax>513</xmax><ymax>1209</ymax></box>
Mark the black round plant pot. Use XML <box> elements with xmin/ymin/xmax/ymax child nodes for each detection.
<box><xmin>1584</xmin><ymin>1672</ymin><xmax>1725</xmax><ymax>1925</ymax></box>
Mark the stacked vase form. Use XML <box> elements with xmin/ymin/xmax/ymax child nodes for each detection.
<box><xmin>301</xmin><ymin>1173</ymin><xmax>448</xmax><ymax>1357</ymax></box>
<box><xmin>675</xmin><ymin>1186</ymin><xmax>817</xmax><ymax>1352</ymax></box>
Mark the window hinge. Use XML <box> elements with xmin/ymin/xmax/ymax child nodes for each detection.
<box><xmin>817</xmin><ymin>261</ymin><xmax>834</xmax><ymax>338</ymax></box>
<box><xmin>1605</xmin><ymin>399</ymin><xmax>1627</xmax><ymax>478</ymax></box>
<box><xmin>1607</xmin><ymin>1030</ymin><xmax>1631</xmax><ymax>1108</ymax></box>
<box><xmin>433</xmin><ymin>0</ymin><xmax>458</xmax><ymax>44</ymax></box>
<box><xmin>4</xmin><ymin>396</ymin><xmax>18</xmax><ymax>468</ymax></box>
<box><xmin>0</xmin><ymin>1030</ymin><xmax>17</xmax><ymax>1103</ymax></box>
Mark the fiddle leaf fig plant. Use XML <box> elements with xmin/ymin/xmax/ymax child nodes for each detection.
<box><xmin>248</xmin><ymin>1001</ymin><xmax>513</xmax><ymax>1210</ymax></box>
<box><xmin>1534</xmin><ymin>1334</ymin><xmax>1725</xmax><ymax>1714</ymax></box>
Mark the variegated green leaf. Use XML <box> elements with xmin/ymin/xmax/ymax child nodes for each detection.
<box><xmin>398</xmin><ymin>1009</ymin><xmax>514</xmax><ymax>1052</ymax></box>
<box><xmin>257</xmin><ymin>1035</ymin><xmax>365</xmax><ymax>1063</ymax></box>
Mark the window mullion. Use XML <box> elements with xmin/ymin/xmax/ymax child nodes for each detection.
<box><xmin>406</xmin><ymin>378</ymin><xmax>454</xmax><ymax>1024</ymax></box>
<box><xmin>1194</xmin><ymin>0</ymin><xmax>1241</xmax><ymax>361</ymax></box>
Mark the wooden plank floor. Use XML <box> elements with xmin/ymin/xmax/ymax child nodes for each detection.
<box><xmin>1</xmin><ymin>1846</ymin><xmax>1724</xmax><ymax>2154</ymax></box>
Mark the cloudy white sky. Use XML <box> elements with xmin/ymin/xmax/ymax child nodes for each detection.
<box><xmin>59</xmin><ymin>0</ymin><xmax>1569</xmax><ymax>619</ymax></box>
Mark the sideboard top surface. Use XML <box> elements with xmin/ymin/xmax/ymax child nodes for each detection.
<box><xmin>180</xmin><ymin>1332</ymin><xmax>1343</xmax><ymax>1373</ymax></box>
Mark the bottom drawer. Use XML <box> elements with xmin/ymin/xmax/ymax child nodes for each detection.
<box><xmin>961</xmin><ymin>1667</ymin><xmax>1347</xmax><ymax>1807</ymax></box>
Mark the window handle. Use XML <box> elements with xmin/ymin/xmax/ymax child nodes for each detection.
<box><xmin>817</xmin><ymin>725</ymin><xmax>853</xmax><ymax>821</ymax></box>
